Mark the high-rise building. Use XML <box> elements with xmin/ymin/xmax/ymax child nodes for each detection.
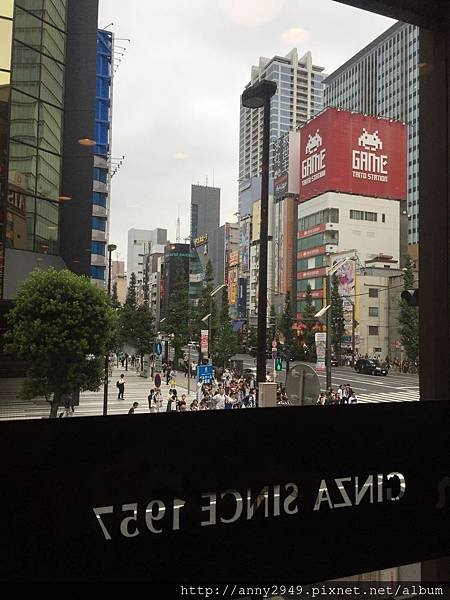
<box><xmin>239</xmin><ymin>49</ymin><xmax>325</xmax><ymax>183</ymax></box>
<box><xmin>160</xmin><ymin>242</ymin><xmax>190</xmax><ymax>322</ymax></box>
<box><xmin>127</xmin><ymin>228</ymin><xmax>167</xmax><ymax>287</ymax></box>
<box><xmin>190</xmin><ymin>184</ymin><xmax>220</xmax><ymax>240</ymax></box>
<box><xmin>296</xmin><ymin>108</ymin><xmax>406</xmax><ymax>323</ymax></box>
<box><xmin>0</xmin><ymin>0</ymin><xmax>101</xmax><ymax>301</ymax></box>
<box><xmin>90</xmin><ymin>29</ymin><xmax>114</xmax><ymax>288</ymax></box>
<box><xmin>323</xmin><ymin>22</ymin><xmax>419</xmax><ymax>246</ymax></box>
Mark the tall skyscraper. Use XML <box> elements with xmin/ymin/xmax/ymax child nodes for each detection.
<box><xmin>127</xmin><ymin>228</ymin><xmax>167</xmax><ymax>287</ymax></box>
<box><xmin>239</xmin><ymin>49</ymin><xmax>325</xmax><ymax>182</ymax></box>
<box><xmin>324</xmin><ymin>22</ymin><xmax>419</xmax><ymax>246</ymax></box>
<box><xmin>190</xmin><ymin>184</ymin><xmax>220</xmax><ymax>240</ymax></box>
<box><xmin>0</xmin><ymin>0</ymin><xmax>100</xmax><ymax>301</ymax></box>
<box><xmin>89</xmin><ymin>29</ymin><xmax>114</xmax><ymax>288</ymax></box>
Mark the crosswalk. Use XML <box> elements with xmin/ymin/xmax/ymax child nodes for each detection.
<box><xmin>0</xmin><ymin>369</ymin><xmax>195</xmax><ymax>421</ymax></box>
<box><xmin>0</xmin><ymin>366</ymin><xmax>420</xmax><ymax>420</ymax></box>
<box><xmin>357</xmin><ymin>387</ymin><xmax>420</xmax><ymax>404</ymax></box>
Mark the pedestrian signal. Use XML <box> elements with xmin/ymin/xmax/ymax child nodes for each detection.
<box><xmin>275</xmin><ymin>357</ymin><xmax>283</xmax><ymax>372</ymax></box>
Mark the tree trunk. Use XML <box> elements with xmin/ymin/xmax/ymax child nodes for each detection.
<box><xmin>49</xmin><ymin>391</ymin><xmax>61</xmax><ymax>419</ymax></box>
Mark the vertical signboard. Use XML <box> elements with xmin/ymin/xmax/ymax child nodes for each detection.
<box><xmin>200</xmin><ymin>330</ymin><xmax>209</xmax><ymax>356</ymax></box>
<box><xmin>237</xmin><ymin>278</ymin><xmax>247</xmax><ymax>319</ymax></box>
<box><xmin>240</xmin><ymin>220</ymin><xmax>250</xmax><ymax>272</ymax></box>
<box><xmin>273</xmin><ymin>132</ymin><xmax>290</xmax><ymax>202</ymax></box>
<box><xmin>315</xmin><ymin>332</ymin><xmax>326</xmax><ymax>372</ymax></box>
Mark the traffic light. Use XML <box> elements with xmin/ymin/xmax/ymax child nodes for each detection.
<box><xmin>275</xmin><ymin>357</ymin><xmax>283</xmax><ymax>372</ymax></box>
<box><xmin>401</xmin><ymin>289</ymin><xmax>419</xmax><ymax>307</ymax></box>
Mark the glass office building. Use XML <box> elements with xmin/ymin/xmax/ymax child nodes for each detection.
<box><xmin>0</xmin><ymin>0</ymin><xmax>67</xmax><ymax>297</ymax></box>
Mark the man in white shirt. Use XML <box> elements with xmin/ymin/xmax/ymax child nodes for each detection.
<box><xmin>212</xmin><ymin>390</ymin><xmax>228</xmax><ymax>410</ymax></box>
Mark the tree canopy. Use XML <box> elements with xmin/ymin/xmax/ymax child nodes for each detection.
<box><xmin>5</xmin><ymin>268</ymin><xmax>116</xmax><ymax>418</ymax></box>
<box><xmin>399</xmin><ymin>255</ymin><xmax>419</xmax><ymax>361</ymax></box>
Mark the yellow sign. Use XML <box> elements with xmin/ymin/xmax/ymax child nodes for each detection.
<box><xmin>194</xmin><ymin>234</ymin><xmax>208</xmax><ymax>247</ymax></box>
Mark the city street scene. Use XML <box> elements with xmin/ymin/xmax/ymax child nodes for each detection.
<box><xmin>0</xmin><ymin>0</ymin><xmax>420</xmax><ymax>421</ymax></box>
<box><xmin>2</xmin><ymin>0</ymin><xmax>448</xmax><ymax>591</ymax></box>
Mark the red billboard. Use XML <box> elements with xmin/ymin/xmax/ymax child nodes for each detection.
<box><xmin>299</xmin><ymin>108</ymin><xmax>407</xmax><ymax>202</ymax></box>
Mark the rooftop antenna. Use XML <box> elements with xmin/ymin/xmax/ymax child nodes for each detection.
<box><xmin>176</xmin><ymin>207</ymin><xmax>181</xmax><ymax>243</ymax></box>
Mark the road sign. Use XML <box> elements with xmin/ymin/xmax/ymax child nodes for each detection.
<box><xmin>275</xmin><ymin>357</ymin><xmax>283</xmax><ymax>372</ymax></box>
<box><xmin>155</xmin><ymin>342</ymin><xmax>163</xmax><ymax>356</ymax></box>
<box><xmin>197</xmin><ymin>364</ymin><xmax>213</xmax><ymax>384</ymax></box>
<box><xmin>271</xmin><ymin>351</ymin><xmax>278</xmax><ymax>360</ymax></box>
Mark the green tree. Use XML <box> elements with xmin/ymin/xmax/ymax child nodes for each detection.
<box><xmin>301</xmin><ymin>284</ymin><xmax>317</xmax><ymax>362</ymax></box>
<box><xmin>5</xmin><ymin>268</ymin><xmax>116</xmax><ymax>418</ymax></box>
<box><xmin>399</xmin><ymin>255</ymin><xmax>419</xmax><ymax>361</ymax></box>
<box><xmin>134</xmin><ymin>304</ymin><xmax>154</xmax><ymax>370</ymax></box>
<box><xmin>118</xmin><ymin>272</ymin><xmax>138</xmax><ymax>348</ymax></box>
<box><xmin>111</xmin><ymin>281</ymin><xmax>120</xmax><ymax>309</ymax></box>
<box><xmin>277</xmin><ymin>291</ymin><xmax>296</xmax><ymax>372</ymax></box>
<box><xmin>330</xmin><ymin>274</ymin><xmax>345</xmax><ymax>359</ymax></box>
<box><xmin>213</xmin><ymin>287</ymin><xmax>239</xmax><ymax>367</ymax></box>
<box><xmin>165</xmin><ymin>259</ymin><xmax>190</xmax><ymax>363</ymax></box>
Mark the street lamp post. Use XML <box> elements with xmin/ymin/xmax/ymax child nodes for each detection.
<box><xmin>241</xmin><ymin>79</ymin><xmax>277</xmax><ymax>386</ymax></box>
<box><xmin>103</xmin><ymin>243</ymin><xmax>117</xmax><ymax>417</ymax></box>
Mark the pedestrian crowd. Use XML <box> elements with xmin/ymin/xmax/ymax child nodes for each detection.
<box><xmin>316</xmin><ymin>384</ymin><xmax>358</xmax><ymax>405</ymax></box>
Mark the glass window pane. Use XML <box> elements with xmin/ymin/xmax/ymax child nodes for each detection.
<box><xmin>38</xmin><ymin>102</ymin><xmax>62</xmax><ymax>153</ymax></box>
<box><xmin>43</xmin><ymin>0</ymin><xmax>66</xmax><ymax>30</ymax></box>
<box><xmin>41</xmin><ymin>22</ymin><xmax>65</xmax><ymax>63</ymax></box>
<box><xmin>35</xmin><ymin>207</ymin><xmax>59</xmax><ymax>255</ymax></box>
<box><xmin>0</xmin><ymin>17</ymin><xmax>12</xmax><ymax>70</ymax></box>
<box><xmin>9</xmin><ymin>89</ymin><xmax>39</xmax><ymax>146</ymax></box>
<box><xmin>8</xmin><ymin>141</ymin><xmax>37</xmax><ymax>195</ymax></box>
<box><xmin>14</xmin><ymin>8</ymin><xmax>42</xmax><ymax>53</ymax></box>
<box><xmin>37</xmin><ymin>148</ymin><xmax>61</xmax><ymax>200</ymax></box>
<box><xmin>0</xmin><ymin>0</ymin><xmax>14</xmax><ymax>18</ymax></box>
<box><xmin>40</xmin><ymin>54</ymin><xmax>63</xmax><ymax>106</ymax></box>
<box><xmin>11</xmin><ymin>42</ymin><xmax>40</xmax><ymax>98</ymax></box>
<box><xmin>15</xmin><ymin>1</ymin><xmax>44</xmax><ymax>18</ymax></box>
<box><xmin>6</xmin><ymin>189</ymin><xmax>28</xmax><ymax>250</ymax></box>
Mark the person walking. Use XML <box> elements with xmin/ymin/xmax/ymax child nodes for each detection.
<box><xmin>342</xmin><ymin>384</ymin><xmax>349</xmax><ymax>404</ymax></box>
<box><xmin>128</xmin><ymin>401</ymin><xmax>139</xmax><ymax>414</ymax></box>
<box><xmin>148</xmin><ymin>389</ymin><xmax>155</xmax><ymax>412</ymax></box>
<box><xmin>337</xmin><ymin>384</ymin><xmax>344</xmax><ymax>404</ymax></box>
<box><xmin>117</xmin><ymin>374</ymin><xmax>125</xmax><ymax>400</ymax></box>
<box><xmin>166</xmin><ymin>365</ymin><xmax>171</xmax><ymax>386</ymax></box>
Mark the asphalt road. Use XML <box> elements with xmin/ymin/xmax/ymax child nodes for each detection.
<box><xmin>233</xmin><ymin>354</ymin><xmax>420</xmax><ymax>403</ymax></box>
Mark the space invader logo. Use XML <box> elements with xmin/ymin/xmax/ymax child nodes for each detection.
<box><xmin>353</xmin><ymin>128</ymin><xmax>389</xmax><ymax>183</ymax></box>
<box><xmin>302</xmin><ymin>129</ymin><xmax>326</xmax><ymax>187</ymax></box>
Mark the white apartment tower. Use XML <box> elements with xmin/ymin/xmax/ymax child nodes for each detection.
<box><xmin>127</xmin><ymin>228</ymin><xmax>167</xmax><ymax>287</ymax></box>
<box><xmin>239</xmin><ymin>49</ymin><xmax>325</xmax><ymax>181</ymax></box>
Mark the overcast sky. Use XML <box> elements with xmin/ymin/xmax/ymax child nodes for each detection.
<box><xmin>98</xmin><ymin>0</ymin><xmax>394</xmax><ymax>264</ymax></box>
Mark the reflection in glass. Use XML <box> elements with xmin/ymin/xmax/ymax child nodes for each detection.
<box><xmin>14</xmin><ymin>8</ymin><xmax>43</xmax><ymax>52</ymax></box>
<box><xmin>43</xmin><ymin>0</ymin><xmax>66</xmax><ymax>31</ymax></box>
<box><xmin>11</xmin><ymin>43</ymin><xmax>40</xmax><ymax>99</ymax></box>
<box><xmin>37</xmin><ymin>148</ymin><xmax>60</xmax><ymax>200</ymax></box>
<box><xmin>40</xmin><ymin>54</ymin><xmax>64</xmax><ymax>107</ymax></box>
<box><xmin>41</xmin><ymin>21</ymin><xmax>65</xmax><ymax>63</ymax></box>
<box><xmin>8</xmin><ymin>141</ymin><xmax>37</xmax><ymax>195</ymax></box>
<box><xmin>38</xmin><ymin>101</ymin><xmax>62</xmax><ymax>153</ymax></box>
<box><xmin>9</xmin><ymin>90</ymin><xmax>39</xmax><ymax>146</ymax></box>
<box><xmin>0</xmin><ymin>17</ymin><xmax>13</xmax><ymax>71</ymax></box>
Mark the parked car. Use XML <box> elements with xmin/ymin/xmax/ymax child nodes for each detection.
<box><xmin>354</xmin><ymin>358</ymin><xmax>388</xmax><ymax>376</ymax></box>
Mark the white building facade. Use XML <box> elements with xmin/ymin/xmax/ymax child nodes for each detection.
<box><xmin>127</xmin><ymin>228</ymin><xmax>167</xmax><ymax>287</ymax></box>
